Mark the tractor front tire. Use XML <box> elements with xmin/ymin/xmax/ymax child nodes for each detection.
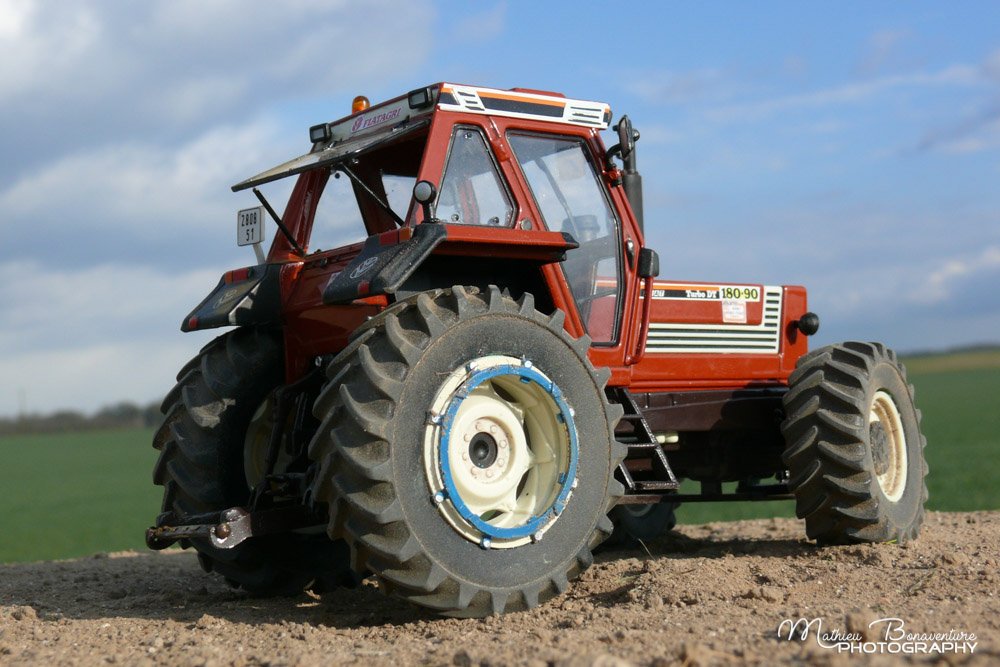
<box><xmin>153</xmin><ymin>327</ymin><xmax>354</xmax><ymax>594</ymax></box>
<box><xmin>308</xmin><ymin>286</ymin><xmax>625</xmax><ymax>616</ymax></box>
<box><xmin>781</xmin><ymin>341</ymin><xmax>928</xmax><ymax>544</ymax></box>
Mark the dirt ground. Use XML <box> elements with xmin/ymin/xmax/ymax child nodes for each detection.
<box><xmin>1</xmin><ymin>511</ymin><xmax>996</xmax><ymax>666</ymax></box>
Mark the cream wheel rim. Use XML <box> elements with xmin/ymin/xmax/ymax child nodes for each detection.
<box><xmin>423</xmin><ymin>355</ymin><xmax>579</xmax><ymax>549</ymax></box>
<box><xmin>870</xmin><ymin>390</ymin><xmax>908</xmax><ymax>502</ymax></box>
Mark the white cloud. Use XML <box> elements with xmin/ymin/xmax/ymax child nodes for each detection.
<box><xmin>0</xmin><ymin>0</ymin><xmax>434</xmax><ymax>176</ymax></box>
<box><xmin>452</xmin><ymin>2</ymin><xmax>507</xmax><ymax>42</ymax></box>
<box><xmin>0</xmin><ymin>0</ymin><xmax>31</xmax><ymax>38</ymax></box>
<box><xmin>0</xmin><ymin>336</ymin><xmax>216</xmax><ymax>418</ymax></box>
<box><xmin>707</xmin><ymin>66</ymin><xmax>982</xmax><ymax>123</ymax></box>
<box><xmin>914</xmin><ymin>104</ymin><xmax>1000</xmax><ymax>155</ymax></box>
<box><xmin>0</xmin><ymin>260</ymin><xmax>222</xmax><ymax>416</ymax></box>
<box><xmin>627</xmin><ymin>68</ymin><xmax>731</xmax><ymax>105</ymax></box>
<box><xmin>0</xmin><ymin>119</ymin><xmax>294</xmax><ymax>240</ymax></box>
<box><xmin>0</xmin><ymin>3</ymin><xmax>103</xmax><ymax>98</ymax></box>
<box><xmin>983</xmin><ymin>48</ymin><xmax>1000</xmax><ymax>82</ymax></box>
<box><xmin>0</xmin><ymin>261</ymin><xmax>219</xmax><ymax>353</ymax></box>
<box><xmin>856</xmin><ymin>29</ymin><xmax>910</xmax><ymax>76</ymax></box>
<box><xmin>917</xmin><ymin>245</ymin><xmax>1000</xmax><ymax>304</ymax></box>
<box><xmin>0</xmin><ymin>1</ymin><xmax>431</xmax><ymax>104</ymax></box>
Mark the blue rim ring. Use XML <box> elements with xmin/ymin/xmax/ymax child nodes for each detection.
<box><xmin>437</xmin><ymin>363</ymin><xmax>579</xmax><ymax>540</ymax></box>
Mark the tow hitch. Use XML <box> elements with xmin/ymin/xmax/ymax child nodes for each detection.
<box><xmin>146</xmin><ymin>504</ymin><xmax>325</xmax><ymax>551</ymax></box>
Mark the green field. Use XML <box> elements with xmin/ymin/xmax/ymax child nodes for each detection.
<box><xmin>1</xmin><ymin>350</ymin><xmax>997</xmax><ymax>563</ymax></box>
<box><xmin>0</xmin><ymin>428</ymin><xmax>162</xmax><ymax>563</ymax></box>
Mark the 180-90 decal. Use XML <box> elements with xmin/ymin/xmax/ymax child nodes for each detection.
<box><xmin>650</xmin><ymin>284</ymin><xmax>761</xmax><ymax>301</ymax></box>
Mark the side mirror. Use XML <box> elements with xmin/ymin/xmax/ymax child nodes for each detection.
<box><xmin>616</xmin><ymin>115</ymin><xmax>637</xmax><ymax>161</ymax></box>
<box><xmin>413</xmin><ymin>180</ymin><xmax>438</xmax><ymax>224</ymax></box>
<box><xmin>638</xmin><ymin>247</ymin><xmax>659</xmax><ymax>279</ymax></box>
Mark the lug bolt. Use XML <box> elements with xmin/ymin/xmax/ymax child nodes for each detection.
<box><xmin>532</xmin><ymin>531</ymin><xmax>543</xmax><ymax>543</ymax></box>
<box><xmin>432</xmin><ymin>490</ymin><xmax>446</xmax><ymax>504</ymax></box>
<box><xmin>480</xmin><ymin>537</ymin><xmax>492</xmax><ymax>549</ymax></box>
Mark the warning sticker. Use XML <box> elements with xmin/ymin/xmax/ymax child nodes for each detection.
<box><xmin>722</xmin><ymin>299</ymin><xmax>747</xmax><ymax>324</ymax></box>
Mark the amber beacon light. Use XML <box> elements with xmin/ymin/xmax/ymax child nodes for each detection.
<box><xmin>352</xmin><ymin>95</ymin><xmax>370</xmax><ymax>113</ymax></box>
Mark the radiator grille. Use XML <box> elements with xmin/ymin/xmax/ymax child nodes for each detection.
<box><xmin>645</xmin><ymin>286</ymin><xmax>783</xmax><ymax>354</ymax></box>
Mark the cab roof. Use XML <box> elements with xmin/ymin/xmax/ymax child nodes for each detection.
<box><xmin>231</xmin><ymin>83</ymin><xmax>612</xmax><ymax>192</ymax></box>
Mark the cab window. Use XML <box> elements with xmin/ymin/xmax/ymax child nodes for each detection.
<box><xmin>508</xmin><ymin>132</ymin><xmax>622</xmax><ymax>344</ymax></box>
<box><xmin>308</xmin><ymin>129</ymin><xmax>425</xmax><ymax>253</ymax></box>
<box><xmin>308</xmin><ymin>173</ymin><xmax>366</xmax><ymax>253</ymax></box>
<box><xmin>437</xmin><ymin>127</ymin><xmax>514</xmax><ymax>227</ymax></box>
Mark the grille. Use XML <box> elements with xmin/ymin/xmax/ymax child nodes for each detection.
<box><xmin>565</xmin><ymin>102</ymin><xmax>606</xmax><ymax>127</ymax></box>
<box><xmin>645</xmin><ymin>286</ymin><xmax>783</xmax><ymax>354</ymax></box>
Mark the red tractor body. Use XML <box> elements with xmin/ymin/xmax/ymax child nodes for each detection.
<box><xmin>152</xmin><ymin>83</ymin><xmax>926</xmax><ymax>616</ymax></box>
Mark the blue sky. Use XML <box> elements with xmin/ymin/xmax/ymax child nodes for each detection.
<box><xmin>1</xmin><ymin>1</ymin><xmax>998</xmax><ymax>417</ymax></box>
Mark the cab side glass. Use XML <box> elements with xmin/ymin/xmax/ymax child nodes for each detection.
<box><xmin>507</xmin><ymin>133</ymin><xmax>622</xmax><ymax>344</ymax></box>
<box><xmin>437</xmin><ymin>127</ymin><xmax>514</xmax><ymax>227</ymax></box>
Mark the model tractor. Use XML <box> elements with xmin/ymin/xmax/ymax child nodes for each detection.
<box><xmin>148</xmin><ymin>84</ymin><xmax>928</xmax><ymax>616</ymax></box>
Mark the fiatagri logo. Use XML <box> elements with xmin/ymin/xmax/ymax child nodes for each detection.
<box><xmin>351</xmin><ymin>107</ymin><xmax>401</xmax><ymax>133</ymax></box>
<box><xmin>778</xmin><ymin>616</ymin><xmax>978</xmax><ymax>656</ymax></box>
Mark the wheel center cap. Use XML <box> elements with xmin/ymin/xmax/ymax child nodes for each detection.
<box><xmin>870</xmin><ymin>421</ymin><xmax>889</xmax><ymax>476</ymax></box>
<box><xmin>469</xmin><ymin>432</ymin><xmax>499</xmax><ymax>469</ymax></box>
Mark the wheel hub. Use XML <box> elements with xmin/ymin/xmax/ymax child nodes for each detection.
<box><xmin>870</xmin><ymin>422</ymin><xmax>890</xmax><ymax>476</ymax></box>
<box><xmin>469</xmin><ymin>431</ymin><xmax>499</xmax><ymax>469</ymax></box>
<box><xmin>423</xmin><ymin>355</ymin><xmax>579</xmax><ymax>549</ymax></box>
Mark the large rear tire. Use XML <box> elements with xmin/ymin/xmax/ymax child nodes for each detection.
<box><xmin>308</xmin><ymin>286</ymin><xmax>625</xmax><ymax>616</ymax></box>
<box><xmin>152</xmin><ymin>327</ymin><xmax>355</xmax><ymax>594</ymax></box>
<box><xmin>781</xmin><ymin>341</ymin><xmax>928</xmax><ymax>544</ymax></box>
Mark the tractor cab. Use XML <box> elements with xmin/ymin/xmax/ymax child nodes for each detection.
<box><xmin>193</xmin><ymin>84</ymin><xmax>646</xmax><ymax>373</ymax></box>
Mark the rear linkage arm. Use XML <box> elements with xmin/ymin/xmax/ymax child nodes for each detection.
<box><xmin>146</xmin><ymin>505</ymin><xmax>325</xmax><ymax>551</ymax></box>
<box><xmin>147</xmin><ymin>361</ymin><xmax>332</xmax><ymax>551</ymax></box>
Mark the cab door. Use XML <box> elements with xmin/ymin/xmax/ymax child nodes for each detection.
<box><xmin>505</xmin><ymin>132</ymin><xmax>626</xmax><ymax>348</ymax></box>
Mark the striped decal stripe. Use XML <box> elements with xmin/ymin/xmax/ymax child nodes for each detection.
<box><xmin>438</xmin><ymin>84</ymin><xmax>610</xmax><ymax>129</ymax></box>
<box><xmin>646</xmin><ymin>287</ymin><xmax>784</xmax><ymax>354</ymax></box>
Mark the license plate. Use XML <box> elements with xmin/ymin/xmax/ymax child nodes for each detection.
<box><xmin>237</xmin><ymin>206</ymin><xmax>265</xmax><ymax>246</ymax></box>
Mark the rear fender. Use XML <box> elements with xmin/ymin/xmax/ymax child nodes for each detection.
<box><xmin>323</xmin><ymin>223</ymin><xmax>447</xmax><ymax>304</ymax></box>
<box><xmin>182</xmin><ymin>264</ymin><xmax>282</xmax><ymax>332</ymax></box>
<box><xmin>323</xmin><ymin>223</ymin><xmax>578</xmax><ymax>305</ymax></box>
